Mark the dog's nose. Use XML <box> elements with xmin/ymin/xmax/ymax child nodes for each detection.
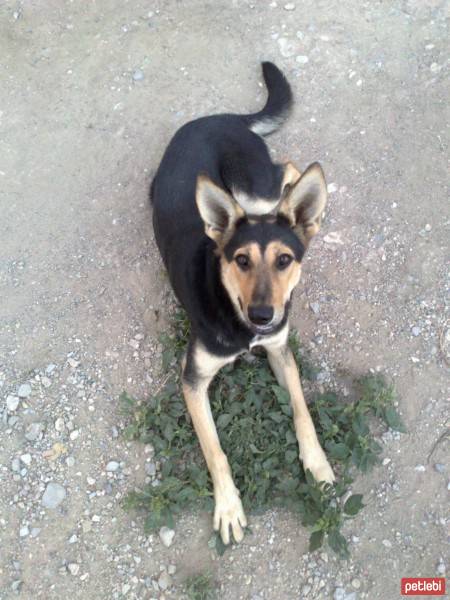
<box><xmin>248</xmin><ymin>305</ymin><xmax>274</xmax><ymax>326</ymax></box>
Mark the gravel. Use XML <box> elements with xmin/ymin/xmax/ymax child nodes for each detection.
<box><xmin>17</xmin><ymin>383</ymin><xmax>32</xmax><ymax>398</ymax></box>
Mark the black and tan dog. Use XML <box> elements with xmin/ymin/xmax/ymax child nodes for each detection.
<box><xmin>151</xmin><ymin>62</ymin><xmax>334</xmax><ymax>545</ymax></box>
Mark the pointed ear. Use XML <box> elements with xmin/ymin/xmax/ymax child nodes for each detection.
<box><xmin>196</xmin><ymin>175</ymin><xmax>243</xmax><ymax>244</ymax></box>
<box><xmin>281</xmin><ymin>161</ymin><xmax>302</xmax><ymax>193</ymax></box>
<box><xmin>278</xmin><ymin>162</ymin><xmax>327</xmax><ymax>243</ymax></box>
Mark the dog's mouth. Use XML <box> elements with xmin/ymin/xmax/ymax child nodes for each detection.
<box><xmin>249</xmin><ymin>322</ymin><xmax>277</xmax><ymax>335</ymax></box>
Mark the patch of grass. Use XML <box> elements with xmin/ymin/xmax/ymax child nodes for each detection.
<box><xmin>122</xmin><ymin>311</ymin><xmax>404</xmax><ymax>558</ymax></box>
<box><xmin>184</xmin><ymin>572</ymin><xmax>216</xmax><ymax>600</ymax></box>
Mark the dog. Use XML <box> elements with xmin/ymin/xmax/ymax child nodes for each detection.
<box><xmin>151</xmin><ymin>62</ymin><xmax>335</xmax><ymax>545</ymax></box>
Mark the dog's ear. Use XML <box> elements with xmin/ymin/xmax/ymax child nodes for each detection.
<box><xmin>278</xmin><ymin>162</ymin><xmax>327</xmax><ymax>243</ymax></box>
<box><xmin>196</xmin><ymin>175</ymin><xmax>244</xmax><ymax>244</ymax></box>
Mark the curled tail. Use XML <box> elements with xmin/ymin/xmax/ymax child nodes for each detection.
<box><xmin>244</xmin><ymin>61</ymin><xmax>293</xmax><ymax>136</ymax></box>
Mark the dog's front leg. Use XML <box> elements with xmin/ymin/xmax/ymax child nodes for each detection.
<box><xmin>265</xmin><ymin>341</ymin><xmax>335</xmax><ymax>484</ymax></box>
<box><xmin>182</xmin><ymin>341</ymin><xmax>247</xmax><ymax>544</ymax></box>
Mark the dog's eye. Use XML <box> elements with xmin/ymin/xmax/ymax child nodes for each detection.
<box><xmin>276</xmin><ymin>254</ymin><xmax>293</xmax><ymax>270</ymax></box>
<box><xmin>235</xmin><ymin>254</ymin><xmax>250</xmax><ymax>270</ymax></box>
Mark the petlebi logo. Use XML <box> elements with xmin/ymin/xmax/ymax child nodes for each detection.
<box><xmin>401</xmin><ymin>577</ymin><xmax>446</xmax><ymax>596</ymax></box>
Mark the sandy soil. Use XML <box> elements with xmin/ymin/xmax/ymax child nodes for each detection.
<box><xmin>0</xmin><ymin>1</ymin><xmax>448</xmax><ymax>599</ymax></box>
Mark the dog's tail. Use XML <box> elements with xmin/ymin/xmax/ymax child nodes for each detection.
<box><xmin>243</xmin><ymin>62</ymin><xmax>293</xmax><ymax>137</ymax></box>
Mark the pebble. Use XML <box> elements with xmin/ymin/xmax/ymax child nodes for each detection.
<box><xmin>41</xmin><ymin>376</ymin><xmax>51</xmax><ymax>388</ymax></box>
<box><xmin>68</xmin><ymin>563</ymin><xmax>80</xmax><ymax>576</ymax></box>
<box><xmin>159</xmin><ymin>526</ymin><xmax>175</xmax><ymax>548</ymax></box>
<box><xmin>146</xmin><ymin>462</ymin><xmax>157</xmax><ymax>476</ymax></box>
<box><xmin>17</xmin><ymin>383</ymin><xmax>32</xmax><ymax>398</ymax></box>
<box><xmin>46</xmin><ymin>364</ymin><xmax>56</xmax><ymax>374</ymax></box>
<box><xmin>55</xmin><ymin>417</ymin><xmax>65</xmax><ymax>431</ymax></box>
<box><xmin>284</xmin><ymin>2</ymin><xmax>296</xmax><ymax>9</ymax></box>
<box><xmin>69</xmin><ymin>429</ymin><xmax>79</xmax><ymax>441</ymax></box>
<box><xmin>66</xmin><ymin>456</ymin><xmax>75</xmax><ymax>467</ymax></box>
<box><xmin>106</xmin><ymin>461</ymin><xmax>120</xmax><ymax>472</ymax></box>
<box><xmin>424</xmin><ymin>223</ymin><xmax>432</xmax><ymax>232</ymax></box>
<box><xmin>20</xmin><ymin>453</ymin><xmax>32</xmax><ymax>466</ymax></box>
<box><xmin>415</xmin><ymin>465</ymin><xmax>426</xmax><ymax>472</ymax></box>
<box><xmin>168</xmin><ymin>565</ymin><xmax>176</xmax><ymax>575</ymax></box>
<box><xmin>296</xmin><ymin>55</ymin><xmax>309</xmax><ymax>64</ymax></box>
<box><xmin>382</xmin><ymin>539</ymin><xmax>392</xmax><ymax>548</ymax></box>
<box><xmin>434</xmin><ymin>463</ymin><xmax>445</xmax><ymax>473</ymax></box>
<box><xmin>327</xmin><ymin>182</ymin><xmax>338</xmax><ymax>194</ymax></box>
<box><xmin>352</xmin><ymin>578</ymin><xmax>361</xmax><ymax>589</ymax></box>
<box><xmin>19</xmin><ymin>526</ymin><xmax>29</xmax><ymax>537</ymax></box>
<box><xmin>132</xmin><ymin>69</ymin><xmax>144</xmax><ymax>81</ymax></box>
<box><xmin>310</xmin><ymin>302</ymin><xmax>320</xmax><ymax>315</ymax></box>
<box><xmin>411</xmin><ymin>326</ymin><xmax>421</xmax><ymax>336</ymax></box>
<box><xmin>25</xmin><ymin>422</ymin><xmax>44</xmax><ymax>441</ymax></box>
<box><xmin>277</xmin><ymin>38</ymin><xmax>296</xmax><ymax>58</ymax></box>
<box><xmin>334</xmin><ymin>588</ymin><xmax>345</xmax><ymax>600</ymax></box>
<box><xmin>436</xmin><ymin>562</ymin><xmax>446</xmax><ymax>575</ymax></box>
<box><xmin>6</xmin><ymin>395</ymin><xmax>20</xmax><ymax>411</ymax></box>
<box><xmin>30</xmin><ymin>528</ymin><xmax>41</xmax><ymax>538</ymax></box>
<box><xmin>158</xmin><ymin>571</ymin><xmax>172</xmax><ymax>590</ymax></box>
<box><xmin>382</xmin><ymin>457</ymin><xmax>391</xmax><ymax>466</ymax></box>
<box><xmin>42</xmin><ymin>483</ymin><xmax>67</xmax><ymax>509</ymax></box>
<box><xmin>67</xmin><ymin>358</ymin><xmax>79</xmax><ymax>368</ymax></box>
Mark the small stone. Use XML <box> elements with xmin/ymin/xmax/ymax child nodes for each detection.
<box><xmin>128</xmin><ymin>339</ymin><xmax>140</xmax><ymax>349</ymax></box>
<box><xmin>296</xmin><ymin>55</ymin><xmax>309</xmax><ymax>64</ymax></box>
<box><xmin>6</xmin><ymin>395</ymin><xmax>20</xmax><ymax>411</ymax></box>
<box><xmin>415</xmin><ymin>464</ymin><xmax>426</xmax><ymax>472</ymax></box>
<box><xmin>284</xmin><ymin>2</ymin><xmax>296</xmax><ymax>9</ymax></box>
<box><xmin>68</xmin><ymin>563</ymin><xmax>80</xmax><ymax>576</ymax></box>
<box><xmin>382</xmin><ymin>539</ymin><xmax>392</xmax><ymax>548</ymax></box>
<box><xmin>41</xmin><ymin>376</ymin><xmax>51</xmax><ymax>388</ymax></box>
<box><xmin>277</xmin><ymin>38</ymin><xmax>296</xmax><ymax>58</ymax></box>
<box><xmin>159</xmin><ymin>526</ymin><xmax>175</xmax><ymax>548</ymax></box>
<box><xmin>145</xmin><ymin>462</ymin><xmax>157</xmax><ymax>476</ymax></box>
<box><xmin>168</xmin><ymin>564</ymin><xmax>176</xmax><ymax>575</ymax></box>
<box><xmin>436</xmin><ymin>562</ymin><xmax>446</xmax><ymax>575</ymax></box>
<box><xmin>310</xmin><ymin>302</ymin><xmax>320</xmax><ymax>315</ymax></box>
<box><xmin>20</xmin><ymin>454</ymin><xmax>32</xmax><ymax>466</ymax></box>
<box><xmin>411</xmin><ymin>326</ymin><xmax>421</xmax><ymax>336</ymax></box>
<box><xmin>11</xmin><ymin>581</ymin><xmax>22</xmax><ymax>592</ymax></box>
<box><xmin>345</xmin><ymin>594</ymin><xmax>357</xmax><ymax>600</ymax></box>
<box><xmin>334</xmin><ymin>588</ymin><xmax>345</xmax><ymax>600</ymax></box>
<box><xmin>327</xmin><ymin>182</ymin><xmax>338</xmax><ymax>194</ymax></box>
<box><xmin>352</xmin><ymin>578</ymin><xmax>361</xmax><ymax>589</ymax></box>
<box><xmin>320</xmin><ymin>552</ymin><xmax>328</xmax><ymax>563</ymax></box>
<box><xmin>106</xmin><ymin>461</ymin><xmax>120</xmax><ymax>472</ymax></box>
<box><xmin>17</xmin><ymin>383</ymin><xmax>32</xmax><ymax>398</ymax></box>
<box><xmin>132</xmin><ymin>69</ymin><xmax>144</xmax><ymax>81</ymax></box>
<box><xmin>25</xmin><ymin>422</ymin><xmax>44</xmax><ymax>441</ymax></box>
<box><xmin>67</xmin><ymin>358</ymin><xmax>79</xmax><ymax>368</ymax></box>
<box><xmin>69</xmin><ymin>534</ymin><xmax>78</xmax><ymax>544</ymax></box>
<box><xmin>424</xmin><ymin>223</ymin><xmax>432</xmax><ymax>232</ymax></box>
<box><xmin>122</xmin><ymin>583</ymin><xmax>131</xmax><ymax>595</ymax></box>
<box><xmin>69</xmin><ymin>429</ymin><xmax>79</xmax><ymax>441</ymax></box>
<box><xmin>66</xmin><ymin>456</ymin><xmax>75</xmax><ymax>467</ymax></box>
<box><xmin>87</xmin><ymin>476</ymin><xmax>96</xmax><ymax>486</ymax></box>
<box><xmin>302</xmin><ymin>584</ymin><xmax>311</xmax><ymax>595</ymax></box>
<box><xmin>30</xmin><ymin>528</ymin><xmax>41</xmax><ymax>538</ymax></box>
<box><xmin>382</xmin><ymin>457</ymin><xmax>391</xmax><ymax>466</ymax></box>
<box><xmin>55</xmin><ymin>418</ymin><xmax>65</xmax><ymax>432</ymax></box>
<box><xmin>19</xmin><ymin>526</ymin><xmax>29</xmax><ymax>537</ymax></box>
<box><xmin>430</xmin><ymin>62</ymin><xmax>441</xmax><ymax>73</ymax></box>
<box><xmin>434</xmin><ymin>463</ymin><xmax>445</xmax><ymax>473</ymax></box>
<box><xmin>42</xmin><ymin>483</ymin><xmax>66</xmax><ymax>509</ymax></box>
<box><xmin>158</xmin><ymin>571</ymin><xmax>172</xmax><ymax>591</ymax></box>
<box><xmin>46</xmin><ymin>364</ymin><xmax>56</xmax><ymax>374</ymax></box>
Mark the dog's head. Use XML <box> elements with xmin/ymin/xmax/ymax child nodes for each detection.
<box><xmin>196</xmin><ymin>162</ymin><xmax>327</xmax><ymax>334</ymax></box>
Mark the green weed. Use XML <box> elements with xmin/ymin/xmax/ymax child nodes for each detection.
<box><xmin>122</xmin><ymin>311</ymin><xmax>404</xmax><ymax>558</ymax></box>
<box><xmin>184</xmin><ymin>572</ymin><xmax>216</xmax><ymax>600</ymax></box>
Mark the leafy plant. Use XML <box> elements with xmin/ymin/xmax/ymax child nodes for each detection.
<box><xmin>122</xmin><ymin>311</ymin><xmax>404</xmax><ymax>557</ymax></box>
<box><xmin>184</xmin><ymin>572</ymin><xmax>216</xmax><ymax>600</ymax></box>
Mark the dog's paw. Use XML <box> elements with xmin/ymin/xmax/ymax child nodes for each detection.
<box><xmin>302</xmin><ymin>447</ymin><xmax>335</xmax><ymax>485</ymax></box>
<box><xmin>213</xmin><ymin>485</ymin><xmax>247</xmax><ymax>545</ymax></box>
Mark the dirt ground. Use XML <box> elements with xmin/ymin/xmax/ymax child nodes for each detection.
<box><xmin>1</xmin><ymin>1</ymin><xmax>449</xmax><ymax>599</ymax></box>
